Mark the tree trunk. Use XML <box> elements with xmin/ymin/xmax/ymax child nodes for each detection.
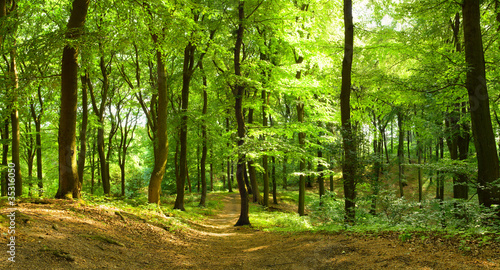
<box><xmin>175</xmin><ymin>42</ymin><xmax>195</xmax><ymax>210</ymax></box>
<box><xmin>226</xmin><ymin>116</ymin><xmax>233</xmax><ymax>193</ymax></box>
<box><xmin>262</xmin><ymin>90</ymin><xmax>269</xmax><ymax>207</ymax></box>
<box><xmin>35</xmin><ymin>89</ymin><xmax>44</xmax><ymax>197</ymax></box>
<box><xmin>463</xmin><ymin>0</ymin><xmax>500</xmax><ymax>205</ymax></box>
<box><xmin>282</xmin><ymin>156</ymin><xmax>287</xmax><ymax>189</ymax></box>
<box><xmin>297</xmin><ymin>102</ymin><xmax>306</xmax><ymax>216</ymax></box>
<box><xmin>318</xmin><ymin>145</ymin><xmax>325</xmax><ymax>200</ymax></box>
<box><xmin>77</xmin><ymin>73</ymin><xmax>88</xmax><ymax>194</ymax></box>
<box><xmin>397</xmin><ymin>110</ymin><xmax>405</xmax><ymax>197</ymax></box>
<box><xmin>341</xmin><ymin>0</ymin><xmax>356</xmax><ymax>223</ymax></box>
<box><xmin>247</xmin><ymin>109</ymin><xmax>260</xmax><ymax>202</ymax></box>
<box><xmin>148</xmin><ymin>36</ymin><xmax>169</xmax><ymax>204</ymax></box>
<box><xmin>91</xmin><ymin>134</ymin><xmax>96</xmax><ymax>195</ymax></box>
<box><xmin>199</xmin><ymin>61</ymin><xmax>208</xmax><ymax>207</ymax></box>
<box><xmin>234</xmin><ymin>0</ymin><xmax>250</xmax><ymax>226</ymax></box>
<box><xmin>56</xmin><ymin>0</ymin><xmax>89</xmax><ymax>199</ymax></box>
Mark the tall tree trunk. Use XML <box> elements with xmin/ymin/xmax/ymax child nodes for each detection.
<box><xmin>317</xmin><ymin>144</ymin><xmax>325</xmax><ymax>200</ymax></box>
<box><xmin>234</xmin><ymin>0</ymin><xmax>250</xmax><ymax>226</ymax></box>
<box><xmin>282</xmin><ymin>156</ymin><xmax>288</xmax><ymax>189</ymax></box>
<box><xmin>34</xmin><ymin>87</ymin><xmax>44</xmax><ymax>197</ymax></box>
<box><xmin>148</xmin><ymin>34</ymin><xmax>169</xmax><ymax>204</ymax></box>
<box><xmin>77</xmin><ymin>73</ymin><xmax>88</xmax><ymax>194</ymax></box>
<box><xmin>247</xmin><ymin>109</ymin><xmax>259</xmax><ymax>202</ymax></box>
<box><xmin>199</xmin><ymin>61</ymin><xmax>208</xmax><ymax>207</ymax></box>
<box><xmin>397</xmin><ymin>110</ymin><xmax>405</xmax><ymax>197</ymax></box>
<box><xmin>91</xmin><ymin>133</ymin><xmax>96</xmax><ymax>195</ymax></box>
<box><xmin>226</xmin><ymin>116</ymin><xmax>233</xmax><ymax>193</ymax></box>
<box><xmin>175</xmin><ymin>42</ymin><xmax>195</xmax><ymax>211</ymax></box>
<box><xmin>56</xmin><ymin>0</ymin><xmax>89</xmax><ymax>199</ymax></box>
<box><xmin>463</xmin><ymin>0</ymin><xmax>500</xmax><ymax>205</ymax></box>
<box><xmin>297</xmin><ymin>102</ymin><xmax>306</xmax><ymax>216</ymax></box>
<box><xmin>262</xmin><ymin>90</ymin><xmax>269</xmax><ymax>207</ymax></box>
<box><xmin>341</xmin><ymin>0</ymin><xmax>356</xmax><ymax>223</ymax></box>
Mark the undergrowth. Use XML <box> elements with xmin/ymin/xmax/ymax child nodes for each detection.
<box><xmin>249</xmin><ymin>189</ymin><xmax>500</xmax><ymax>245</ymax></box>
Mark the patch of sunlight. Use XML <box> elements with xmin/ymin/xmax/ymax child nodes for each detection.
<box><xmin>244</xmin><ymin>245</ymin><xmax>269</xmax><ymax>252</ymax></box>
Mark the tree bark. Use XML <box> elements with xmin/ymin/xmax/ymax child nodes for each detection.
<box><xmin>341</xmin><ymin>0</ymin><xmax>356</xmax><ymax>223</ymax></box>
<box><xmin>175</xmin><ymin>41</ymin><xmax>196</xmax><ymax>211</ymax></box>
<box><xmin>56</xmin><ymin>0</ymin><xmax>89</xmax><ymax>199</ymax></box>
<box><xmin>262</xmin><ymin>90</ymin><xmax>269</xmax><ymax>207</ymax></box>
<box><xmin>297</xmin><ymin>101</ymin><xmax>306</xmax><ymax>216</ymax></box>
<box><xmin>234</xmin><ymin>0</ymin><xmax>250</xmax><ymax>226</ymax></box>
<box><xmin>148</xmin><ymin>34</ymin><xmax>169</xmax><ymax>204</ymax></box>
<box><xmin>397</xmin><ymin>110</ymin><xmax>405</xmax><ymax>197</ymax></box>
<box><xmin>199</xmin><ymin>60</ymin><xmax>208</xmax><ymax>207</ymax></box>
<box><xmin>77</xmin><ymin>73</ymin><xmax>88</xmax><ymax>194</ymax></box>
<box><xmin>226</xmin><ymin>116</ymin><xmax>233</xmax><ymax>192</ymax></box>
<box><xmin>463</xmin><ymin>0</ymin><xmax>500</xmax><ymax>205</ymax></box>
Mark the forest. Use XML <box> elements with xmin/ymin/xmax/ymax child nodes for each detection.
<box><xmin>1</xmin><ymin>0</ymin><xmax>500</xmax><ymax>268</ymax></box>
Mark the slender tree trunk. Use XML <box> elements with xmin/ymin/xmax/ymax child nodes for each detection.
<box><xmin>397</xmin><ymin>110</ymin><xmax>405</xmax><ymax>197</ymax></box>
<box><xmin>234</xmin><ymin>0</ymin><xmax>250</xmax><ymax>226</ymax></box>
<box><xmin>210</xmin><ymin>160</ymin><xmax>214</xmax><ymax>191</ymax></box>
<box><xmin>35</xmin><ymin>91</ymin><xmax>43</xmax><ymax>197</ymax></box>
<box><xmin>199</xmin><ymin>61</ymin><xmax>208</xmax><ymax>207</ymax></box>
<box><xmin>341</xmin><ymin>0</ymin><xmax>356</xmax><ymax>223</ymax></box>
<box><xmin>318</xmin><ymin>145</ymin><xmax>325</xmax><ymax>200</ymax></box>
<box><xmin>272</xmin><ymin>156</ymin><xmax>277</xmax><ymax>204</ymax></box>
<box><xmin>77</xmin><ymin>73</ymin><xmax>88</xmax><ymax>194</ymax></box>
<box><xmin>148</xmin><ymin>35</ymin><xmax>169</xmax><ymax>204</ymax></box>
<box><xmin>262</xmin><ymin>91</ymin><xmax>269</xmax><ymax>207</ymax></box>
<box><xmin>297</xmin><ymin>102</ymin><xmax>306</xmax><ymax>216</ymax></box>
<box><xmin>247</xmin><ymin>109</ymin><xmax>259</xmax><ymax>202</ymax></box>
<box><xmin>226</xmin><ymin>116</ymin><xmax>233</xmax><ymax>193</ymax></box>
<box><xmin>462</xmin><ymin>0</ymin><xmax>499</xmax><ymax>205</ymax></box>
<box><xmin>282</xmin><ymin>156</ymin><xmax>287</xmax><ymax>190</ymax></box>
<box><xmin>175</xmin><ymin>42</ymin><xmax>195</xmax><ymax>210</ymax></box>
<box><xmin>91</xmin><ymin>134</ymin><xmax>96</xmax><ymax>195</ymax></box>
<box><xmin>56</xmin><ymin>0</ymin><xmax>89</xmax><ymax>199</ymax></box>
<box><xmin>417</xmin><ymin>138</ymin><xmax>422</xmax><ymax>202</ymax></box>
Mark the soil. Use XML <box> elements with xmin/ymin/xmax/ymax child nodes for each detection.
<box><xmin>1</xmin><ymin>193</ymin><xmax>499</xmax><ymax>270</ymax></box>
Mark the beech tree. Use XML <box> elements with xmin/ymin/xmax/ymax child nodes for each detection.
<box><xmin>55</xmin><ymin>0</ymin><xmax>89</xmax><ymax>199</ymax></box>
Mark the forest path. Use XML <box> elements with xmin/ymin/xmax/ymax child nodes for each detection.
<box><xmin>1</xmin><ymin>193</ymin><xmax>499</xmax><ymax>269</ymax></box>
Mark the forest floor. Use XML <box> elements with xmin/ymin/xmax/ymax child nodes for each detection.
<box><xmin>1</xmin><ymin>192</ymin><xmax>499</xmax><ymax>270</ymax></box>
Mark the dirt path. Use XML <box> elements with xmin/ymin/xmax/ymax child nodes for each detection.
<box><xmin>1</xmin><ymin>193</ymin><xmax>499</xmax><ymax>269</ymax></box>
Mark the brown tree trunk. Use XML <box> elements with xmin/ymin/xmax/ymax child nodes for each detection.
<box><xmin>318</xmin><ymin>144</ymin><xmax>325</xmax><ymax>200</ymax></box>
<box><xmin>77</xmin><ymin>73</ymin><xmax>88</xmax><ymax>194</ymax></box>
<box><xmin>56</xmin><ymin>0</ymin><xmax>89</xmax><ymax>199</ymax></box>
<box><xmin>262</xmin><ymin>90</ymin><xmax>269</xmax><ymax>207</ymax></box>
<box><xmin>34</xmin><ymin>87</ymin><xmax>44</xmax><ymax>197</ymax></box>
<box><xmin>297</xmin><ymin>101</ymin><xmax>306</xmax><ymax>216</ymax></box>
<box><xmin>247</xmin><ymin>109</ymin><xmax>260</xmax><ymax>202</ymax></box>
<box><xmin>397</xmin><ymin>110</ymin><xmax>405</xmax><ymax>197</ymax></box>
<box><xmin>463</xmin><ymin>0</ymin><xmax>500</xmax><ymax>205</ymax></box>
<box><xmin>199</xmin><ymin>61</ymin><xmax>208</xmax><ymax>207</ymax></box>
<box><xmin>234</xmin><ymin>0</ymin><xmax>250</xmax><ymax>226</ymax></box>
<box><xmin>148</xmin><ymin>34</ymin><xmax>169</xmax><ymax>204</ymax></box>
<box><xmin>341</xmin><ymin>0</ymin><xmax>356</xmax><ymax>223</ymax></box>
<box><xmin>175</xmin><ymin>42</ymin><xmax>196</xmax><ymax>211</ymax></box>
<box><xmin>226</xmin><ymin>116</ymin><xmax>233</xmax><ymax>193</ymax></box>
